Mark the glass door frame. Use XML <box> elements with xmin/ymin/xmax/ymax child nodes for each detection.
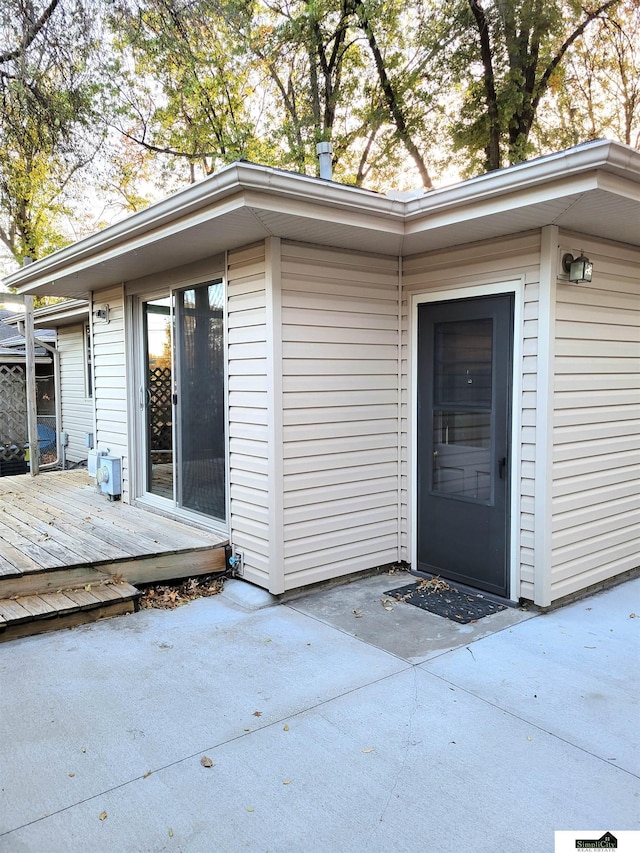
<box><xmin>130</xmin><ymin>279</ymin><xmax>229</xmax><ymax>535</ymax></box>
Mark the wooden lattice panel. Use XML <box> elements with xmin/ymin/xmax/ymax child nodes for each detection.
<box><xmin>149</xmin><ymin>366</ymin><xmax>172</xmax><ymax>451</ymax></box>
<box><xmin>0</xmin><ymin>365</ymin><xmax>27</xmax><ymax>460</ymax></box>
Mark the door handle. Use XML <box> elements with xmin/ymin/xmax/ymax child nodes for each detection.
<box><xmin>498</xmin><ymin>456</ymin><xmax>507</xmax><ymax>479</ymax></box>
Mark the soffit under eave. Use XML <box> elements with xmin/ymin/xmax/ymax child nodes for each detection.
<box><xmin>8</xmin><ymin>167</ymin><xmax>639</xmax><ymax>299</ymax></box>
<box><xmin>403</xmin><ymin>198</ymin><xmax>639</xmax><ymax>257</ymax></box>
<box><xmin>10</xmin><ymin>206</ymin><xmax>271</xmax><ymax>299</ymax></box>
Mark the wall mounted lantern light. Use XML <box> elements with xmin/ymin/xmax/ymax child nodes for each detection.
<box><xmin>562</xmin><ymin>252</ymin><xmax>593</xmax><ymax>283</ymax></box>
<box><xmin>93</xmin><ymin>304</ymin><xmax>110</xmax><ymax>324</ymax></box>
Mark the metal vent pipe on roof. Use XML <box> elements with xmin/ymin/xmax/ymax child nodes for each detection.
<box><xmin>316</xmin><ymin>142</ymin><xmax>333</xmax><ymax>180</ymax></box>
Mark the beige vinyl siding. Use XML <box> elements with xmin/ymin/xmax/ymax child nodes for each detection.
<box><xmin>227</xmin><ymin>243</ymin><xmax>270</xmax><ymax>587</ymax></box>
<box><xmin>280</xmin><ymin>241</ymin><xmax>400</xmax><ymax>590</ymax></box>
<box><xmin>402</xmin><ymin>232</ymin><xmax>541</xmax><ymax>600</ymax></box>
<box><xmin>57</xmin><ymin>324</ymin><xmax>94</xmax><ymax>463</ymax></box>
<box><xmin>550</xmin><ymin>234</ymin><xmax>640</xmax><ymax>602</ymax></box>
<box><xmin>92</xmin><ymin>285</ymin><xmax>129</xmax><ymax>500</ymax></box>
<box><xmin>520</xmin><ymin>280</ymin><xmax>540</xmax><ymax>601</ymax></box>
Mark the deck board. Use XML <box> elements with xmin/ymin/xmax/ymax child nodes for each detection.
<box><xmin>3</xmin><ymin>489</ymin><xmax>133</xmax><ymax>561</ymax></box>
<box><xmin>0</xmin><ymin>470</ymin><xmax>228</xmax><ymax>595</ymax></box>
<box><xmin>13</xmin><ymin>474</ymin><xmax>218</xmax><ymax>553</ymax></box>
<box><xmin>0</xmin><ymin>582</ymin><xmax>142</xmax><ymax>641</ymax></box>
<box><xmin>14</xmin><ymin>595</ymin><xmax>58</xmax><ymax>618</ymax></box>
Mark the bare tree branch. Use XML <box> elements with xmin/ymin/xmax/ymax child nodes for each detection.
<box><xmin>0</xmin><ymin>0</ymin><xmax>60</xmax><ymax>64</ymax></box>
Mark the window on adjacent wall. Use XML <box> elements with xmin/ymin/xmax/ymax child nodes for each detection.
<box><xmin>85</xmin><ymin>324</ymin><xmax>93</xmax><ymax>398</ymax></box>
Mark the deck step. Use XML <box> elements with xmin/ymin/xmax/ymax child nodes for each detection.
<box><xmin>0</xmin><ymin>582</ymin><xmax>141</xmax><ymax>642</ymax></box>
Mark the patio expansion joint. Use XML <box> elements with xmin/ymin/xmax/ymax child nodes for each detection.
<box><xmin>419</xmin><ymin>667</ymin><xmax>640</xmax><ymax>782</ymax></box>
<box><xmin>0</xmin><ymin>664</ymin><xmax>413</xmax><ymax>841</ymax></box>
<box><xmin>366</xmin><ymin>666</ymin><xmax>422</xmax><ymax>843</ymax></box>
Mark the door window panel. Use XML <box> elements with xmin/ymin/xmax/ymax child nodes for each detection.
<box><xmin>175</xmin><ymin>282</ymin><xmax>225</xmax><ymax>520</ymax></box>
<box><xmin>144</xmin><ymin>297</ymin><xmax>173</xmax><ymax>499</ymax></box>
<box><xmin>432</xmin><ymin>319</ymin><xmax>493</xmax><ymax>502</ymax></box>
<box><xmin>141</xmin><ymin>282</ymin><xmax>226</xmax><ymax>523</ymax></box>
<box><xmin>434</xmin><ymin>319</ymin><xmax>492</xmax><ymax>407</ymax></box>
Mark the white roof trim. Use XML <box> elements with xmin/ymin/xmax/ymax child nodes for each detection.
<box><xmin>3</xmin><ymin>139</ymin><xmax>639</xmax><ymax>297</ymax></box>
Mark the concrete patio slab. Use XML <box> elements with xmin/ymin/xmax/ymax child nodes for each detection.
<box><xmin>0</xmin><ymin>596</ymin><xmax>407</xmax><ymax>836</ymax></box>
<box><xmin>0</xmin><ymin>575</ymin><xmax>638</xmax><ymax>853</ymax></box>
<box><xmin>421</xmin><ymin>577</ymin><xmax>640</xmax><ymax>777</ymax></box>
<box><xmin>287</xmin><ymin>569</ymin><xmax>536</xmax><ymax>662</ymax></box>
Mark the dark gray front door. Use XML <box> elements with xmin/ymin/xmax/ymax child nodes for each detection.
<box><xmin>417</xmin><ymin>295</ymin><xmax>513</xmax><ymax>597</ymax></box>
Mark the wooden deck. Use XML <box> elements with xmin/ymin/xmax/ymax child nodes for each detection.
<box><xmin>0</xmin><ymin>469</ymin><xmax>228</xmax><ymax>639</ymax></box>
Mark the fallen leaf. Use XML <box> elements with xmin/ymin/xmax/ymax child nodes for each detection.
<box><xmin>99</xmin><ymin>811</ymin><xmax>107</xmax><ymax>821</ymax></box>
<box><xmin>630</xmin><ymin>613</ymin><xmax>637</xmax><ymax>619</ymax></box>
<box><xmin>253</xmin><ymin>711</ymin><xmax>262</xmax><ymax>717</ymax></box>
<box><xmin>246</xmin><ymin>807</ymin><xmax>254</xmax><ymax>813</ymax></box>
<box><xmin>168</xmin><ymin>828</ymin><xmax>174</xmax><ymax>838</ymax></box>
<box><xmin>143</xmin><ymin>770</ymin><xmax>152</xmax><ymax>778</ymax></box>
<box><xmin>81</xmin><ymin>747</ymin><xmax>86</xmax><ymax>753</ymax></box>
<box><xmin>380</xmin><ymin>598</ymin><xmax>394</xmax><ymax>611</ymax></box>
<box><xmin>362</xmin><ymin>748</ymin><xmax>374</xmax><ymax>754</ymax></box>
<box><xmin>139</xmin><ymin>574</ymin><xmax>224</xmax><ymax>610</ymax></box>
<box><xmin>200</xmin><ymin>756</ymin><xmax>214</xmax><ymax>768</ymax></box>
<box><xmin>283</xmin><ymin>724</ymin><xmax>289</xmax><ymax>732</ymax></box>
<box><xmin>243</xmin><ymin>727</ymin><xmax>250</xmax><ymax>732</ymax></box>
<box><xmin>283</xmin><ymin>779</ymin><xmax>291</xmax><ymax>785</ymax></box>
<box><xmin>68</xmin><ymin>772</ymin><xmax>75</xmax><ymax>777</ymax></box>
<box><xmin>353</xmin><ymin>609</ymin><xmax>362</xmax><ymax>618</ymax></box>
<box><xmin>527</xmin><ymin>736</ymin><xmax>532</xmax><ymax>742</ymax></box>
<box><xmin>85</xmin><ymin>584</ymin><xmax>92</xmax><ymax>592</ymax></box>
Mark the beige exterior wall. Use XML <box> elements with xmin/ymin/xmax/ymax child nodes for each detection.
<box><xmin>227</xmin><ymin>243</ymin><xmax>271</xmax><ymax>588</ymax></box>
<box><xmin>279</xmin><ymin>241</ymin><xmax>400</xmax><ymax>591</ymax></box>
<box><xmin>57</xmin><ymin>324</ymin><xmax>94</xmax><ymax>464</ymax></box>
<box><xmin>550</xmin><ymin>233</ymin><xmax>640</xmax><ymax>601</ymax></box>
<box><xmin>81</xmin><ymin>229</ymin><xmax>638</xmax><ymax>605</ymax></box>
<box><xmin>401</xmin><ymin>232</ymin><xmax>541</xmax><ymax>601</ymax></box>
<box><xmin>91</xmin><ymin>285</ymin><xmax>129</xmax><ymax>500</ymax></box>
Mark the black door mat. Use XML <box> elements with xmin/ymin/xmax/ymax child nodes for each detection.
<box><xmin>384</xmin><ymin>578</ymin><xmax>507</xmax><ymax>624</ymax></box>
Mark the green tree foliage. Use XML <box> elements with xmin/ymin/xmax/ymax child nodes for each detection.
<box><xmin>109</xmin><ymin>0</ymin><xmax>637</xmax><ymax>191</ymax></box>
<box><xmin>107</xmin><ymin>0</ymin><xmax>454</xmax><ymax>188</ymax></box>
<box><xmin>107</xmin><ymin>0</ymin><xmax>270</xmax><ymax>178</ymax></box>
<box><xmin>540</xmin><ymin>0</ymin><xmax>640</xmax><ymax>150</ymax></box>
<box><xmin>2</xmin><ymin>0</ymin><xmax>636</xmax><ymax>270</ymax></box>
<box><xmin>451</xmin><ymin>0</ymin><xmax>624</xmax><ymax>173</ymax></box>
<box><xmin>0</xmin><ymin>0</ymin><xmax>105</xmax><ymax>264</ymax></box>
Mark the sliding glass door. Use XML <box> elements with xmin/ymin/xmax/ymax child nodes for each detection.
<box><xmin>174</xmin><ymin>282</ymin><xmax>226</xmax><ymax>519</ymax></box>
<box><xmin>143</xmin><ymin>296</ymin><xmax>173</xmax><ymax>500</ymax></box>
<box><xmin>140</xmin><ymin>281</ymin><xmax>226</xmax><ymax>524</ymax></box>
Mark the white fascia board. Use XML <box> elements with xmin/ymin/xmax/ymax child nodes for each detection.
<box><xmin>3</xmin><ymin>164</ymin><xmax>398</xmax><ymax>294</ymax></box>
<box><xmin>3</xmin><ymin>140</ymin><xmax>638</xmax><ymax>293</ymax></box>
<box><xmin>403</xmin><ymin>173</ymin><xmax>601</xmax><ymax>235</ymax></box>
<box><xmin>404</xmin><ymin>140</ymin><xmax>640</xmax><ymax>221</ymax></box>
<box><xmin>596</xmin><ymin>170</ymin><xmax>640</xmax><ymax>202</ymax></box>
<box><xmin>242</xmin><ymin>188</ymin><xmax>405</xmax><ymax>235</ymax></box>
<box><xmin>6</xmin><ymin>192</ymin><xmax>249</xmax><ymax>293</ymax></box>
<box><xmin>32</xmin><ymin>299</ymin><xmax>90</xmax><ymax>326</ymax></box>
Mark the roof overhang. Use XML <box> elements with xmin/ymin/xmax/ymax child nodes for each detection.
<box><xmin>1</xmin><ymin>298</ymin><xmax>88</xmax><ymax>329</ymax></box>
<box><xmin>3</xmin><ymin>139</ymin><xmax>639</xmax><ymax>299</ymax></box>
